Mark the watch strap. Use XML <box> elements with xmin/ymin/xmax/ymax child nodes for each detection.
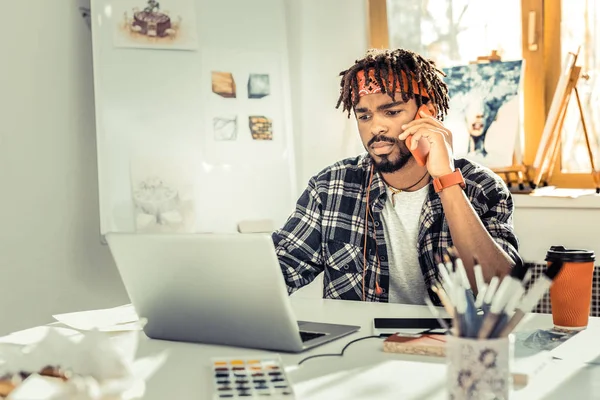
<box><xmin>433</xmin><ymin>169</ymin><xmax>466</xmax><ymax>193</ymax></box>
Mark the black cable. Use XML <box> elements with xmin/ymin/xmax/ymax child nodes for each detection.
<box><xmin>297</xmin><ymin>335</ymin><xmax>384</xmax><ymax>366</ymax></box>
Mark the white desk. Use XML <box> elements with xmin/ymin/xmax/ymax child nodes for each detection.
<box><xmin>4</xmin><ymin>298</ymin><xmax>600</xmax><ymax>399</ymax></box>
<box><xmin>126</xmin><ymin>297</ymin><xmax>600</xmax><ymax>399</ymax></box>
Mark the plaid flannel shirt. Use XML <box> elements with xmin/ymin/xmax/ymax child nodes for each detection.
<box><xmin>272</xmin><ymin>154</ymin><xmax>521</xmax><ymax>304</ymax></box>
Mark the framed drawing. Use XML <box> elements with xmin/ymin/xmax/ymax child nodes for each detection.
<box><xmin>442</xmin><ymin>60</ymin><xmax>524</xmax><ymax>169</ymax></box>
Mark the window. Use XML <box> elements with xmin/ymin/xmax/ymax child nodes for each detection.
<box><xmin>560</xmin><ymin>0</ymin><xmax>600</xmax><ymax>173</ymax></box>
<box><xmin>368</xmin><ymin>0</ymin><xmax>600</xmax><ymax>188</ymax></box>
<box><xmin>386</xmin><ymin>0</ymin><xmax>522</xmax><ymax>68</ymax></box>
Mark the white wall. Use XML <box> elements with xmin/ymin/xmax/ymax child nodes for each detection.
<box><xmin>513</xmin><ymin>195</ymin><xmax>600</xmax><ymax>263</ymax></box>
<box><xmin>284</xmin><ymin>0</ymin><xmax>367</xmax><ymax>192</ymax></box>
<box><xmin>0</xmin><ymin>2</ymin><xmax>128</xmax><ymax>335</ymax></box>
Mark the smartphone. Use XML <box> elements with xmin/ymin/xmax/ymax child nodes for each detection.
<box><xmin>372</xmin><ymin>317</ymin><xmax>452</xmax><ymax>337</ymax></box>
<box><xmin>405</xmin><ymin>105</ymin><xmax>433</xmax><ymax>166</ymax></box>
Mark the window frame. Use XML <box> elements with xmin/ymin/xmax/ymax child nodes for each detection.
<box><xmin>367</xmin><ymin>0</ymin><xmax>596</xmax><ymax>188</ymax></box>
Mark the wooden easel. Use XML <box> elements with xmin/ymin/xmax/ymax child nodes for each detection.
<box><xmin>469</xmin><ymin>51</ymin><xmax>534</xmax><ymax>192</ymax></box>
<box><xmin>530</xmin><ymin>50</ymin><xmax>600</xmax><ymax>192</ymax></box>
<box><xmin>469</xmin><ymin>50</ymin><xmax>502</xmax><ymax>64</ymax></box>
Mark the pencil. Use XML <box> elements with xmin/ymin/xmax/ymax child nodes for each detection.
<box><xmin>431</xmin><ymin>285</ymin><xmax>455</xmax><ymax>318</ymax></box>
<box><xmin>424</xmin><ymin>296</ymin><xmax>452</xmax><ymax>333</ymax></box>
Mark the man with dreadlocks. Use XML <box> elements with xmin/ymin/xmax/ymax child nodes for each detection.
<box><xmin>273</xmin><ymin>48</ymin><xmax>520</xmax><ymax>304</ymax></box>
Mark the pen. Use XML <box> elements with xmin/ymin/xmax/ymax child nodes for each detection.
<box><xmin>481</xmin><ymin>262</ymin><xmax>530</xmax><ymax>338</ymax></box>
<box><xmin>488</xmin><ymin>313</ymin><xmax>508</xmax><ymax>339</ymax></box>
<box><xmin>499</xmin><ymin>260</ymin><xmax>565</xmax><ymax>337</ymax></box>
<box><xmin>464</xmin><ymin>284</ymin><xmax>480</xmax><ymax>337</ymax></box>
<box><xmin>437</xmin><ymin>261</ymin><xmax>455</xmax><ymax>304</ymax></box>
<box><xmin>473</xmin><ymin>256</ymin><xmax>485</xmax><ymax>295</ymax></box>
<box><xmin>489</xmin><ymin>283</ymin><xmax>526</xmax><ymax>338</ymax></box>
<box><xmin>481</xmin><ymin>276</ymin><xmax>500</xmax><ymax>313</ymax></box>
<box><xmin>478</xmin><ymin>275</ymin><xmax>512</xmax><ymax>338</ymax></box>
<box><xmin>454</xmin><ymin>287</ymin><xmax>468</xmax><ymax>338</ymax></box>
<box><xmin>474</xmin><ymin>284</ymin><xmax>488</xmax><ymax>309</ymax></box>
<box><xmin>455</xmin><ymin>258</ymin><xmax>472</xmax><ymax>291</ymax></box>
<box><xmin>522</xmin><ymin>268</ymin><xmax>533</xmax><ymax>287</ymax></box>
<box><xmin>424</xmin><ymin>296</ymin><xmax>452</xmax><ymax>334</ymax></box>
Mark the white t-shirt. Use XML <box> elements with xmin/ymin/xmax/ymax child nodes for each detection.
<box><xmin>381</xmin><ymin>184</ymin><xmax>430</xmax><ymax>304</ymax></box>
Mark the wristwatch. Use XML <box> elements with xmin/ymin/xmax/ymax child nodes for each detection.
<box><xmin>433</xmin><ymin>169</ymin><xmax>466</xmax><ymax>193</ymax></box>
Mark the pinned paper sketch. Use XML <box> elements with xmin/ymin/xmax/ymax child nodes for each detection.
<box><xmin>130</xmin><ymin>157</ymin><xmax>196</xmax><ymax>233</ymax></box>
<box><xmin>442</xmin><ymin>60</ymin><xmax>523</xmax><ymax>168</ymax></box>
<box><xmin>114</xmin><ymin>0</ymin><xmax>198</xmax><ymax>50</ymax></box>
<box><xmin>213</xmin><ymin>116</ymin><xmax>238</xmax><ymax>141</ymax></box>
<box><xmin>248</xmin><ymin>74</ymin><xmax>270</xmax><ymax>99</ymax></box>
<box><xmin>249</xmin><ymin>116</ymin><xmax>273</xmax><ymax>140</ymax></box>
<box><xmin>212</xmin><ymin>71</ymin><xmax>237</xmax><ymax>98</ymax></box>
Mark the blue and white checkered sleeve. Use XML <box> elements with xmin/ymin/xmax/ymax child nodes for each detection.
<box><xmin>272</xmin><ymin>177</ymin><xmax>325</xmax><ymax>294</ymax></box>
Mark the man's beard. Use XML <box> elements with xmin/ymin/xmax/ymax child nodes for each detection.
<box><xmin>367</xmin><ymin>135</ymin><xmax>413</xmax><ymax>173</ymax></box>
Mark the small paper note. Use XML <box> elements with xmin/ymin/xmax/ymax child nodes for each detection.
<box><xmin>0</xmin><ymin>326</ymin><xmax>82</xmax><ymax>346</ymax></box>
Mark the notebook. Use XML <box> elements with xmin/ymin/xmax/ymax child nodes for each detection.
<box><xmin>382</xmin><ymin>332</ymin><xmax>554</xmax><ymax>386</ymax></box>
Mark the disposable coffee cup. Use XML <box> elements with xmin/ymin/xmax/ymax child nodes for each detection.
<box><xmin>546</xmin><ymin>245</ymin><xmax>595</xmax><ymax>330</ymax></box>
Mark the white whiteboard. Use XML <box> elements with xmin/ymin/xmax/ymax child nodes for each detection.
<box><xmin>90</xmin><ymin>0</ymin><xmax>297</xmax><ymax>234</ymax></box>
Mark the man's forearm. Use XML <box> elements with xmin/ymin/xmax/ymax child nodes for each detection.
<box><xmin>438</xmin><ymin>185</ymin><xmax>513</xmax><ymax>289</ymax></box>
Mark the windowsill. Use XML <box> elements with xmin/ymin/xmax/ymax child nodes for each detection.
<box><xmin>513</xmin><ymin>191</ymin><xmax>600</xmax><ymax>209</ymax></box>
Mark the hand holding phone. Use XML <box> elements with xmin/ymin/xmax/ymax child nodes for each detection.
<box><xmin>405</xmin><ymin>105</ymin><xmax>433</xmax><ymax>167</ymax></box>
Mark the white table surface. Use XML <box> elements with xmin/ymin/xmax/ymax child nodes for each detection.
<box><xmin>121</xmin><ymin>297</ymin><xmax>600</xmax><ymax>400</ymax></box>
<box><xmin>3</xmin><ymin>297</ymin><xmax>599</xmax><ymax>399</ymax></box>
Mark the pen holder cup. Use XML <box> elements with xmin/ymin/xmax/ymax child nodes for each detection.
<box><xmin>446</xmin><ymin>335</ymin><xmax>514</xmax><ymax>400</ymax></box>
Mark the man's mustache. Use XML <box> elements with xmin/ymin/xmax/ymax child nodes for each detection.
<box><xmin>367</xmin><ymin>135</ymin><xmax>398</xmax><ymax>148</ymax></box>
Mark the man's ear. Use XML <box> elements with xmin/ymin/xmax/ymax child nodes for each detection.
<box><xmin>425</xmin><ymin>101</ymin><xmax>438</xmax><ymax>118</ymax></box>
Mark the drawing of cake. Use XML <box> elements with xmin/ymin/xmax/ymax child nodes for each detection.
<box><xmin>132</xmin><ymin>177</ymin><xmax>183</xmax><ymax>229</ymax></box>
<box><xmin>133</xmin><ymin>9</ymin><xmax>171</xmax><ymax>37</ymax></box>
<box><xmin>124</xmin><ymin>0</ymin><xmax>181</xmax><ymax>39</ymax></box>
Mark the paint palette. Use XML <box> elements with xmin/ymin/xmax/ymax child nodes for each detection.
<box><xmin>211</xmin><ymin>356</ymin><xmax>295</xmax><ymax>399</ymax></box>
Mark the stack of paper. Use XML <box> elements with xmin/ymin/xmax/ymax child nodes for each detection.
<box><xmin>550</xmin><ymin>327</ymin><xmax>600</xmax><ymax>364</ymax></box>
<box><xmin>0</xmin><ymin>327</ymin><xmax>82</xmax><ymax>347</ymax></box>
<box><xmin>52</xmin><ymin>304</ymin><xmax>144</xmax><ymax>332</ymax></box>
<box><xmin>530</xmin><ymin>186</ymin><xmax>598</xmax><ymax>198</ymax></box>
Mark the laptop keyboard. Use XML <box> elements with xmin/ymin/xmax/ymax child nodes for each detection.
<box><xmin>299</xmin><ymin>331</ymin><xmax>326</xmax><ymax>342</ymax></box>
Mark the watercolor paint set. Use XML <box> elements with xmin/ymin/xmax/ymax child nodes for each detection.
<box><xmin>211</xmin><ymin>356</ymin><xmax>295</xmax><ymax>399</ymax></box>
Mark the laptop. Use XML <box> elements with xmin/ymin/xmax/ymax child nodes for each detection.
<box><xmin>105</xmin><ymin>232</ymin><xmax>360</xmax><ymax>352</ymax></box>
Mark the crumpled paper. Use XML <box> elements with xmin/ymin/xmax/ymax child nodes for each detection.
<box><xmin>0</xmin><ymin>328</ymin><xmax>167</xmax><ymax>400</ymax></box>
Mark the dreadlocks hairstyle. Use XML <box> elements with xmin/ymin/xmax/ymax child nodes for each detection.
<box><xmin>335</xmin><ymin>48</ymin><xmax>450</xmax><ymax>120</ymax></box>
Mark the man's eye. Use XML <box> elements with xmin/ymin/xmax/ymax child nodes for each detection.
<box><xmin>358</xmin><ymin>115</ymin><xmax>371</xmax><ymax>121</ymax></box>
<box><xmin>386</xmin><ymin>110</ymin><xmax>401</xmax><ymax>116</ymax></box>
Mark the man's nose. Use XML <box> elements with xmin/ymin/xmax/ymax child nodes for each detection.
<box><xmin>370</xmin><ymin>115</ymin><xmax>388</xmax><ymax>136</ymax></box>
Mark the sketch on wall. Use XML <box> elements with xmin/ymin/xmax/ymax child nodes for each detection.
<box><xmin>442</xmin><ymin>60</ymin><xmax>524</xmax><ymax>168</ymax></box>
<box><xmin>213</xmin><ymin>116</ymin><xmax>238</xmax><ymax>141</ymax></box>
<box><xmin>113</xmin><ymin>0</ymin><xmax>198</xmax><ymax>50</ymax></box>
<box><xmin>202</xmin><ymin>50</ymin><xmax>283</xmax><ymax>149</ymax></box>
<box><xmin>249</xmin><ymin>116</ymin><xmax>273</xmax><ymax>140</ymax></box>
<box><xmin>212</xmin><ymin>72</ymin><xmax>237</xmax><ymax>98</ymax></box>
<box><xmin>247</xmin><ymin>74</ymin><xmax>270</xmax><ymax>99</ymax></box>
<box><xmin>130</xmin><ymin>157</ymin><xmax>196</xmax><ymax>233</ymax></box>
